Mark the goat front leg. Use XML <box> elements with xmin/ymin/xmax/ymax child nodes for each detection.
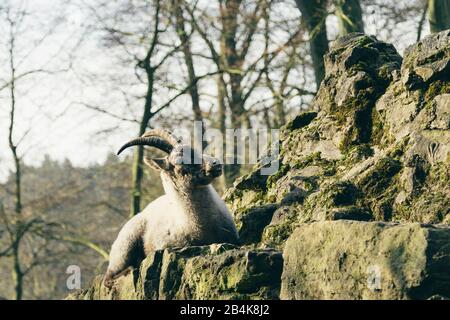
<box><xmin>104</xmin><ymin>214</ymin><xmax>146</xmax><ymax>288</ymax></box>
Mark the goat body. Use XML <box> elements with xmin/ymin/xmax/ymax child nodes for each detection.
<box><xmin>104</xmin><ymin>130</ymin><xmax>240</xmax><ymax>287</ymax></box>
<box><xmin>104</xmin><ymin>172</ymin><xmax>238</xmax><ymax>287</ymax></box>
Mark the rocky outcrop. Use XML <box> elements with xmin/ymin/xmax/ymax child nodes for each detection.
<box><xmin>67</xmin><ymin>244</ymin><xmax>283</xmax><ymax>300</ymax></box>
<box><xmin>281</xmin><ymin>221</ymin><xmax>450</xmax><ymax>299</ymax></box>
<box><xmin>226</xmin><ymin>31</ymin><xmax>449</xmax><ymax>248</ymax></box>
<box><xmin>72</xmin><ymin>31</ymin><xmax>450</xmax><ymax>300</ymax></box>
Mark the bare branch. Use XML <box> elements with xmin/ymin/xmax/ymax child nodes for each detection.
<box><xmin>76</xmin><ymin>102</ymin><xmax>140</xmax><ymax>124</ymax></box>
<box><xmin>56</xmin><ymin>236</ymin><xmax>109</xmax><ymax>261</ymax></box>
<box><xmin>151</xmin><ymin>71</ymin><xmax>221</xmax><ymax>115</ymax></box>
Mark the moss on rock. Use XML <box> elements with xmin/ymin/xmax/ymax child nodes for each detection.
<box><xmin>281</xmin><ymin>221</ymin><xmax>450</xmax><ymax>300</ymax></box>
<box><xmin>70</xmin><ymin>244</ymin><xmax>283</xmax><ymax>300</ymax></box>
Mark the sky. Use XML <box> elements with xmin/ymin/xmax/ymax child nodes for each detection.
<box><xmin>0</xmin><ymin>0</ymin><xmax>429</xmax><ymax>182</ymax></box>
<box><xmin>0</xmin><ymin>0</ymin><xmax>133</xmax><ymax>182</ymax></box>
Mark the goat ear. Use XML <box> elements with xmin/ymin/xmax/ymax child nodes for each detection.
<box><xmin>144</xmin><ymin>156</ymin><xmax>170</xmax><ymax>171</ymax></box>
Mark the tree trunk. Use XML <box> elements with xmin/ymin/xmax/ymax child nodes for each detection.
<box><xmin>295</xmin><ymin>0</ymin><xmax>329</xmax><ymax>89</ymax></box>
<box><xmin>8</xmin><ymin>30</ymin><xmax>22</xmax><ymax>216</ymax></box>
<box><xmin>12</xmin><ymin>243</ymin><xmax>23</xmax><ymax>300</ymax></box>
<box><xmin>428</xmin><ymin>0</ymin><xmax>450</xmax><ymax>33</ymax></box>
<box><xmin>217</xmin><ymin>75</ymin><xmax>227</xmax><ymax>136</ymax></box>
<box><xmin>274</xmin><ymin>97</ymin><xmax>286</xmax><ymax>127</ymax></box>
<box><xmin>417</xmin><ymin>1</ymin><xmax>429</xmax><ymax>41</ymax></box>
<box><xmin>173</xmin><ymin>0</ymin><xmax>202</xmax><ymax>123</ymax></box>
<box><xmin>9</xmin><ymin>105</ymin><xmax>22</xmax><ymax>215</ymax></box>
<box><xmin>130</xmin><ymin>146</ymin><xmax>144</xmax><ymax>217</ymax></box>
<box><xmin>7</xmin><ymin>16</ymin><xmax>24</xmax><ymax>301</ymax></box>
<box><xmin>221</xmin><ymin>0</ymin><xmax>247</xmax><ymax>124</ymax></box>
<box><xmin>130</xmin><ymin>68</ymin><xmax>154</xmax><ymax>217</ymax></box>
<box><xmin>263</xmin><ymin>2</ymin><xmax>286</xmax><ymax>128</ymax></box>
<box><xmin>216</xmin><ymin>75</ymin><xmax>228</xmax><ymax>189</ymax></box>
<box><xmin>220</xmin><ymin>0</ymin><xmax>245</xmax><ymax>185</ymax></box>
<box><xmin>173</xmin><ymin>1</ymin><xmax>208</xmax><ymax>152</ymax></box>
<box><xmin>336</xmin><ymin>0</ymin><xmax>364</xmax><ymax>35</ymax></box>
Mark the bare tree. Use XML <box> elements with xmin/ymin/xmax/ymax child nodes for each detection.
<box><xmin>417</xmin><ymin>0</ymin><xmax>429</xmax><ymax>41</ymax></box>
<box><xmin>1</xmin><ymin>4</ymin><xmax>46</xmax><ymax>300</ymax></box>
<box><xmin>262</xmin><ymin>1</ymin><xmax>314</xmax><ymax>127</ymax></box>
<box><xmin>185</xmin><ymin>0</ymin><xmax>310</xmax><ymax>184</ymax></box>
<box><xmin>361</xmin><ymin>0</ymin><xmax>427</xmax><ymax>50</ymax></box>
<box><xmin>0</xmin><ymin>2</ymin><xmax>108</xmax><ymax>299</ymax></box>
<box><xmin>172</xmin><ymin>0</ymin><xmax>203</xmax><ymax>125</ymax></box>
<box><xmin>85</xmin><ymin>0</ymin><xmax>218</xmax><ymax>215</ymax></box>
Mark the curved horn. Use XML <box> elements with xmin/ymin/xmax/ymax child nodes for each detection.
<box><xmin>117</xmin><ymin>136</ymin><xmax>174</xmax><ymax>155</ymax></box>
<box><xmin>142</xmin><ymin>129</ymin><xmax>182</xmax><ymax>146</ymax></box>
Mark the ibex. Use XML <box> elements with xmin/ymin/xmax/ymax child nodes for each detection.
<box><xmin>104</xmin><ymin>129</ymin><xmax>239</xmax><ymax>288</ymax></box>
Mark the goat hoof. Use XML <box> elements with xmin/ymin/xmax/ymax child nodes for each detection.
<box><xmin>103</xmin><ymin>275</ymin><xmax>114</xmax><ymax>289</ymax></box>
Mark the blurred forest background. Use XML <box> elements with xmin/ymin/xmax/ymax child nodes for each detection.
<box><xmin>0</xmin><ymin>0</ymin><xmax>449</xmax><ymax>299</ymax></box>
